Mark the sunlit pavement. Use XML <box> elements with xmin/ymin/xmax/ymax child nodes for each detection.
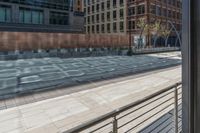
<box><xmin>0</xmin><ymin>66</ymin><xmax>181</xmax><ymax>133</ymax></box>
<box><xmin>0</xmin><ymin>52</ymin><xmax>181</xmax><ymax>97</ymax></box>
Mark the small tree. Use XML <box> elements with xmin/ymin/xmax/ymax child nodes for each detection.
<box><xmin>160</xmin><ymin>25</ymin><xmax>171</xmax><ymax>47</ymax></box>
<box><xmin>150</xmin><ymin>21</ymin><xmax>161</xmax><ymax>47</ymax></box>
<box><xmin>136</xmin><ymin>18</ymin><xmax>150</xmax><ymax>48</ymax></box>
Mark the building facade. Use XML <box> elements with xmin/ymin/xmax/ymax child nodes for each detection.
<box><xmin>127</xmin><ymin>0</ymin><xmax>182</xmax><ymax>47</ymax></box>
<box><xmin>84</xmin><ymin>0</ymin><xmax>127</xmax><ymax>34</ymax></box>
<box><xmin>0</xmin><ymin>0</ymin><xmax>84</xmax><ymax>32</ymax></box>
<box><xmin>84</xmin><ymin>0</ymin><xmax>182</xmax><ymax>47</ymax></box>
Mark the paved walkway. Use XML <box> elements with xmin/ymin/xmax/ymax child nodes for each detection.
<box><xmin>0</xmin><ymin>52</ymin><xmax>181</xmax><ymax>97</ymax></box>
<box><xmin>0</xmin><ymin>66</ymin><xmax>181</xmax><ymax>133</ymax></box>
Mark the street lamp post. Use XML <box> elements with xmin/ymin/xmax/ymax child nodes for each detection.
<box><xmin>127</xmin><ymin>1</ymin><xmax>133</xmax><ymax>56</ymax></box>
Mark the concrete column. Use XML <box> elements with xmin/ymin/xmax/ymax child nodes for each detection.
<box><xmin>44</xmin><ymin>9</ymin><xmax>49</xmax><ymax>25</ymax></box>
<box><xmin>182</xmin><ymin>0</ymin><xmax>200</xmax><ymax>132</ymax></box>
<box><xmin>69</xmin><ymin>12</ymin><xmax>74</xmax><ymax>27</ymax></box>
<box><xmin>11</xmin><ymin>4</ymin><xmax>19</xmax><ymax>23</ymax></box>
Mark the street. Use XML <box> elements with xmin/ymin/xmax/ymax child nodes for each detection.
<box><xmin>0</xmin><ymin>52</ymin><xmax>181</xmax><ymax>96</ymax></box>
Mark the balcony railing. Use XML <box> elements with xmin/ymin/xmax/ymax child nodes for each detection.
<box><xmin>64</xmin><ymin>82</ymin><xmax>182</xmax><ymax>133</ymax></box>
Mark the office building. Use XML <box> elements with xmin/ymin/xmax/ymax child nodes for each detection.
<box><xmin>0</xmin><ymin>0</ymin><xmax>84</xmax><ymax>32</ymax></box>
<box><xmin>84</xmin><ymin>0</ymin><xmax>127</xmax><ymax>34</ymax></box>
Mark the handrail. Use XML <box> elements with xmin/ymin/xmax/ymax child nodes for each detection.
<box><xmin>64</xmin><ymin>81</ymin><xmax>182</xmax><ymax>133</ymax></box>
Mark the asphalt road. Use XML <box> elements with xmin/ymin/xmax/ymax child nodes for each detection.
<box><xmin>0</xmin><ymin>52</ymin><xmax>181</xmax><ymax>97</ymax></box>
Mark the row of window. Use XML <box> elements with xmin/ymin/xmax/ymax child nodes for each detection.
<box><xmin>128</xmin><ymin>5</ymin><xmax>181</xmax><ymax>19</ymax></box>
<box><xmin>128</xmin><ymin>0</ymin><xmax>182</xmax><ymax>8</ymax></box>
<box><xmin>0</xmin><ymin>6</ymin><xmax>69</xmax><ymax>25</ymax></box>
<box><xmin>150</xmin><ymin>5</ymin><xmax>181</xmax><ymax>19</ymax></box>
<box><xmin>85</xmin><ymin>0</ymin><xmax>124</xmax><ymax>6</ymax></box>
<box><xmin>3</xmin><ymin>0</ymin><xmax>69</xmax><ymax>10</ymax></box>
<box><xmin>85</xmin><ymin>9</ymin><xmax>124</xmax><ymax>24</ymax></box>
<box><xmin>128</xmin><ymin>20</ymin><xmax>181</xmax><ymax>31</ymax></box>
<box><xmin>19</xmin><ymin>8</ymin><xmax>44</xmax><ymax>24</ymax></box>
<box><xmin>84</xmin><ymin>0</ymin><xmax>124</xmax><ymax>14</ymax></box>
<box><xmin>128</xmin><ymin>5</ymin><xmax>145</xmax><ymax>15</ymax></box>
<box><xmin>87</xmin><ymin>21</ymin><xmax>124</xmax><ymax>33</ymax></box>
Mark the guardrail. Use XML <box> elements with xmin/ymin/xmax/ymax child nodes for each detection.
<box><xmin>64</xmin><ymin>82</ymin><xmax>182</xmax><ymax>133</ymax></box>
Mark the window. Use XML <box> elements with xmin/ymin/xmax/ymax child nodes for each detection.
<box><xmin>96</xmin><ymin>4</ymin><xmax>100</xmax><ymax>12</ymax></box>
<box><xmin>120</xmin><ymin>21</ymin><xmax>124</xmax><ymax>32</ymax></box>
<box><xmin>88</xmin><ymin>7</ymin><xmax>90</xmax><ymax>14</ymax></box>
<box><xmin>96</xmin><ymin>25</ymin><xmax>99</xmax><ymax>33</ymax></box>
<box><xmin>19</xmin><ymin>8</ymin><xmax>44</xmax><ymax>24</ymax></box>
<box><xmin>50</xmin><ymin>11</ymin><xmax>68</xmax><ymax>25</ymax></box>
<box><xmin>101</xmin><ymin>24</ymin><xmax>105</xmax><ymax>33</ymax></box>
<box><xmin>128</xmin><ymin>21</ymin><xmax>135</xmax><ymax>29</ymax></box>
<box><xmin>137</xmin><ymin>5</ymin><xmax>145</xmax><ymax>14</ymax></box>
<box><xmin>107</xmin><ymin>23</ymin><xmax>110</xmax><ymax>33</ymax></box>
<box><xmin>96</xmin><ymin>14</ymin><xmax>99</xmax><ymax>22</ymax></box>
<box><xmin>101</xmin><ymin>13</ymin><xmax>105</xmax><ymax>22</ymax></box>
<box><xmin>0</xmin><ymin>5</ymin><xmax>11</xmax><ymax>22</ymax></box>
<box><xmin>156</xmin><ymin>6</ymin><xmax>161</xmax><ymax>16</ymax></box>
<box><xmin>92</xmin><ymin>25</ymin><xmax>95</xmax><ymax>33</ymax></box>
<box><xmin>113</xmin><ymin>22</ymin><xmax>117</xmax><ymax>32</ymax></box>
<box><xmin>107</xmin><ymin>12</ymin><xmax>110</xmax><ymax>21</ymax></box>
<box><xmin>113</xmin><ymin>0</ymin><xmax>117</xmax><ymax>7</ymax></box>
<box><xmin>150</xmin><ymin>5</ymin><xmax>156</xmax><ymax>14</ymax></box>
<box><xmin>101</xmin><ymin>3</ymin><xmax>105</xmax><ymax>11</ymax></box>
<box><xmin>120</xmin><ymin>9</ymin><xmax>124</xmax><ymax>18</ymax></box>
<box><xmin>113</xmin><ymin>10</ymin><xmax>117</xmax><ymax>20</ymax></box>
<box><xmin>128</xmin><ymin>7</ymin><xmax>135</xmax><ymax>16</ymax></box>
<box><xmin>92</xmin><ymin>15</ymin><xmax>94</xmax><ymax>23</ymax></box>
<box><xmin>92</xmin><ymin>5</ymin><xmax>94</xmax><ymax>13</ymax></box>
<box><xmin>87</xmin><ymin>26</ymin><xmax>90</xmax><ymax>33</ymax></box>
<box><xmin>87</xmin><ymin>16</ymin><xmax>90</xmax><ymax>24</ymax></box>
<box><xmin>107</xmin><ymin>0</ymin><xmax>110</xmax><ymax>9</ymax></box>
<box><xmin>120</xmin><ymin>0</ymin><xmax>124</xmax><ymax>6</ymax></box>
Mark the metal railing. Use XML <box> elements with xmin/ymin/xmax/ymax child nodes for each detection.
<box><xmin>65</xmin><ymin>82</ymin><xmax>182</xmax><ymax>133</ymax></box>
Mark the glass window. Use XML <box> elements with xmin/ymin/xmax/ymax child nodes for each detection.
<box><xmin>50</xmin><ymin>11</ymin><xmax>69</xmax><ymax>25</ymax></box>
<box><xmin>24</xmin><ymin>10</ymin><xmax>31</xmax><ymax>24</ymax></box>
<box><xmin>0</xmin><ymin>6</ymin><xmax>11</xmax><ymax>22</ymax></box>
<box><xmin>32</xmin><ymin>11</ymin><xmax>40</xmax><ymax>24</ymax></box>
<box><xmin>0</xmin><ymin>7</ymin><xmax>5</xmax><ymax>22</ymax></box>
<box><xmin>19</xmin><ymin>8</ymin><xmax>44</xmax><ymax>24</ymax></box>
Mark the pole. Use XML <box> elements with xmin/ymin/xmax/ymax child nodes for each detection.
<box><xmin>127</xmin><ymin>1</ymin><xmax>133</xmax><ymax>56</ymax></box>
<box><xmin>174</xmin><ymin>85</ymin><xmax>179</xmax><ymax>133</ymax></box>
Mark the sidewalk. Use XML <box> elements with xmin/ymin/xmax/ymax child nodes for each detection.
<box><xmin>0</xmin><ymin>66</ymin><xmax>181</xmax><ymax>133</ymax></box>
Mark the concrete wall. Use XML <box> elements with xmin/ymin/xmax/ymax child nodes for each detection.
<box><xmin>0</xmin><ymin>32</ymin><xmax>129</xmax><ymax>52</ymax></box>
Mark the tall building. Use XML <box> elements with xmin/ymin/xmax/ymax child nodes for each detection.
<box><xmin>0</xmin><ymin>0</ymin><xmax>84</xmax><ymax>32</ymax></box>
<box><xmin>84</xmin><ymin>0</ymin><xmax>182</xmax><ymax>46</ymax></box>
<box><xmin>84</xmin><ymin>0</ymin><xmax>127</xmax><ymax>34</ymax></box>
<box><xmin>127</xmin><ymin>0</ymin><xmax>182</xmax><ymax>46</ymax></box>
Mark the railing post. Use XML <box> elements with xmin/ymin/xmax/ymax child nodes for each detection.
<box><xmin>174</xmin><ymin>84</ymin><xmax>179</xmax><ymax>133</ymax></box>
<box><xmin>113</xmin><ymin>116</ymin><xmax>118</xmax><ymax>133</ymax></box>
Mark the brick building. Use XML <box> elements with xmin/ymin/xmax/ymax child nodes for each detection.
<box><xmin>84</xmin><ymin>0</ymin><xmax>182</xmax><ymax>47</ymax></box>
<box><xmin>127</xmin><ymin>0</ymin><xmax>182</xmax><ymax>47</ymax></box>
